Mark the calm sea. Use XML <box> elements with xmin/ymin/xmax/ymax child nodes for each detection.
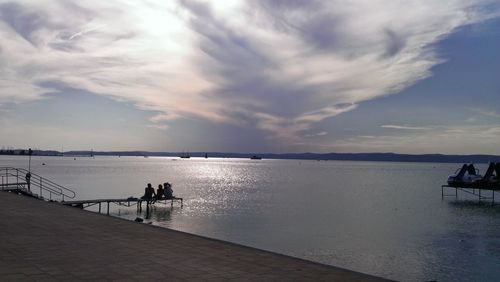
<box><xmin>1</xmin><ymin>155</ymin><xmax>499</xmax><ymax>281</ymax></box>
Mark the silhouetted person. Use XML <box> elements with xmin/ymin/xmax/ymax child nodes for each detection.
<box><xmin>25</xmin><ymin>172</ymin><xmax>31</xmax><ymax>191</ymax></box>
<box><xmin>141</xmin><ymin>183</ymin><xmax>156</xmax><ymax>200</ymax></box>
<box><xmin>164</xmin><ymin>182</ymin><xmax>173</xmax><ymax>199</ymax></box>
<box><xmin>156</xmin><ymin>184</ymin><xmax>164</xmax><ymax>200</ymax></box>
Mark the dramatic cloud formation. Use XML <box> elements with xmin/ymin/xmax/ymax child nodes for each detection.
<box><xmin>0</xmin><ymin>0</ymin><xmax>499</xmax><ymax>147</ymax></box>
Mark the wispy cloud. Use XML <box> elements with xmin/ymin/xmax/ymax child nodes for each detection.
<box><xmin>146</xmin><ymin>124</ymin><xmax>169</xmax><ymax>130</ymax></box>
<box><xmin>381</xmin><ymin>124</ymin><xmax>431</xmax><ymax>130</ymax></box>
<box><xmin>305</xmin><ymin>131</ymin><xmax>328</xmax><ymax>138</ymax></box>
<box><xmin>68</xmin><ymin>26</ymin><xmax>101</xmax><ymax>41</ymax></box>
<box><xmin>332</xmin><ymin>125</ymin><xmax>500</xmax><ymax>154</ymax></box>
<box><xmin>0</xmin><ymin>0</ymin><xmax>499</xmax><ymax>144</ymax></box>
<box><xmin>465</xmin><ymin>117</ymin><xmax>477</xmax><ymax>123</ymax></box>
<box><xmin>470</xmin><ymin>108</ymin><xmax>500</xmax><ymax>119</ymax></box>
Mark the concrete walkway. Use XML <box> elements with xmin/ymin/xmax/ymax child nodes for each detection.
<box><xmin>0</xmin><ymin>192</ymin><xmax>389</xmax><ymax>281</ymax></box>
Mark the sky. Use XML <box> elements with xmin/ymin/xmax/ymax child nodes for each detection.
<box><xmin>0</xmin><ymin>0</ymin><xmax>499</xmax><ymax>154</ymax></box>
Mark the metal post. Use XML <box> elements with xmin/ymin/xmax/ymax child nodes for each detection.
<box><xmin>28</xmin><ymin>148</ymin><xmax>32</xmax><ymax>173</ymax></box>
<box><xmin>99</xmin><ymin>202</ymin><xmax>101</xmax><ymax>213</ymax></box>
<box><xmin>107</xmin><ymin>202</ymin><xmax>110</xmax><ymax>215</ymax></box>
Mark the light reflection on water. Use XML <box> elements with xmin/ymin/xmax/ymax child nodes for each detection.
<box><xmin>1</xmin><ymin>155</ymin><xmax>500</xmax><ymax>281</ymax></box>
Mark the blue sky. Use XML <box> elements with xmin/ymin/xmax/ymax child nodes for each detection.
<box><xmin>0</xmin><ymin>0</ymin><xmax>499</xmax><ymax>154</ymax></box>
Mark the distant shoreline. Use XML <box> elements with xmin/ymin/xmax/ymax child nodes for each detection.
<box><xmin>1</xmin><ymin>150</ymin><xmax>499</xmax><ymax>164</ymax></box>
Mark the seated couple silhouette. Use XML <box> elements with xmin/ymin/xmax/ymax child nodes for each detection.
<box><xmin>141</xmin><ymin>182</ymin><xmax>175</xmax><ymax>201</ymax></box>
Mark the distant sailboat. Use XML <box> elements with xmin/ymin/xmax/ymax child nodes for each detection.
<box><xmin>250</xmin><ymin>155</ymin><xmax>262</xmax><ymax>160</ymax></box>
<box><xmin>180</xmin><ymin>152</ymin><xmax>190</xmax><ymax>159</ymax></box>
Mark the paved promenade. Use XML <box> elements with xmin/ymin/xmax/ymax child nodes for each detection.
<box><xmin>0</xmin><ymin>192</ymin><xmax>389</xmax><ymax>281</ymax></box>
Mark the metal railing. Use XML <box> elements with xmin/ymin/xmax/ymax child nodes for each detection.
<box><xmin>0</xmin><ymin>167</ymin><xmax>76</xmax><ymax>202</ymax></box>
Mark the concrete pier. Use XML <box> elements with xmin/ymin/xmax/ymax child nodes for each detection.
<box><xmin>0</xmin><ymin>192</ymin><xmax>388</xmax><ymax>281</ymax></box>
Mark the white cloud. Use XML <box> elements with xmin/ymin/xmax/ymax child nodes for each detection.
<box><xmin>305</xmin><ymin>131</ymin><xmax>328</xmax><ymax>138</ymax></box>
<box><xmin>381</xmin><ymin>125</ymin><xmax>431</xmax><ymax>130</ymax></box>
<box><xmin>0</xmin><ymin>0</ymin><xmax>499</xmax><ymax>144</ymax></box>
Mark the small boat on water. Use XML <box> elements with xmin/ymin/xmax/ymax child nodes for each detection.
<box><xmin>250</xmin><ymin>155</ymin><xmax>262</xmax><ymax>160</ymax></box>
<box><xmin>179</xmin><ymin>152</ymin><xmax>190</xmax><ymax>159</ymax></box>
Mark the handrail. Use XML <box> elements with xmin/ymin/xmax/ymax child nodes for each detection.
<box><xmin>1</xmin><ymin>172</ymin><xmax>62</xmax><ymax>196</ymax></box>
<box><xmin>0</xmin><ymin>167</ymin><xmax>76</xmax><ymax>201</ymax></box>
<box><xmin>13</xmin><ymin>167</ymin><xmax>76</xmax><ymax>199</ymax></box>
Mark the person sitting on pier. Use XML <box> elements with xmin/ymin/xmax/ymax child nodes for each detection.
<box><xmin>156</xmin><ymin>184</ymin><xmax>164</xmax><ymax>200</ymax></box>
<box><xmin>164</xmin><ymin>182</ymin><xmax>174</xmax><ymax>199</ymax></box>
<box><xmin>141</xmin><ymin>183</ymin><xmax>156</xmax><ymax>200</ymax></box>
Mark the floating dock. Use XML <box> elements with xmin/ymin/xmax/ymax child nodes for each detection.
<box><xmin>0</xmin><ymin>191</ymin><xmax>388</xmax><ymax>281</ymax></box>
<box><xmin>441</xmin><ymin>184</ymin><xmax>499</xmax><ymax>203</ymax></box>
<box><xmin>62</xmin><ymin>197</ymin><xmax>183</xmax><ymax>215</ymax></box>
<box><xmin>442</xmin><ymin>162</ymin><xmax>500</xmax><ymax>203</ymax></box>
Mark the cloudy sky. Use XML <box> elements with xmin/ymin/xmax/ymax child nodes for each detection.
<box><xmin>1</xmin><ymin>0</ymin><xmax>499</xmax><ymax>154</ymax></box>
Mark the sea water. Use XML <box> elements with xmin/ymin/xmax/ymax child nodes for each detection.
<box><xmin>1</xmin><ymin>155</ymin><xmax>499</xmax><ymax>281</ymax></box>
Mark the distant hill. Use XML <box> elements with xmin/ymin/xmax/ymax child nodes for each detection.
<box><xmin>58</xmin><ymin>151</ymin><xmax>500</xmax><ymax>163</ymax></box>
